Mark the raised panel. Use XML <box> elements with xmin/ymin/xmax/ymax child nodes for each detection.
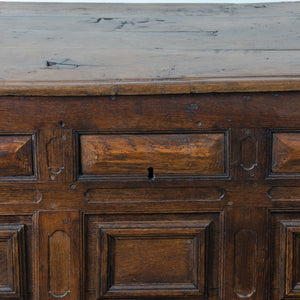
<box><xmin>79</xmin><ymin>132</ymin><xmax>227</xmax><ymax>178</ymax></box>
<box><xmin>0</xmin><ymin>135</ymin><xmax>34</xmax><ymax>177</ymax></box>
<box><xmin>280</xmin><ymin>220</ymin><xmax>300</xmax><ymax>297</ymax></box>
<box><xmin>0</xmin><ymin>224</ymin><xmax>25</xmax><ymax>299</ymax></box>
<box><xmin>97</xmin><ymin>220</ymin><xmax>211</xmax><ymax>298</ymax></box>
<box><xmin>272</xmin><ymin>133</ymin><xmax>300</xmax><ymax>175</ymax></box>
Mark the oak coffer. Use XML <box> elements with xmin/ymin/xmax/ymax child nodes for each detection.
<box><xmin>1</xmin><ymin>2</ymin><xmax>300</xmax><ymax>300</ymax></box>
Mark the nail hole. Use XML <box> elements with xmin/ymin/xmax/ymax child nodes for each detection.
<box><xmin>148</xmin><ymin>167</ymin><xmax>154</xmax><ymax>179</ymax></box>
<box><xmin>59</xmin><ymin>121</ymin><xmax>65</xmax><ymax>127</ymax></box>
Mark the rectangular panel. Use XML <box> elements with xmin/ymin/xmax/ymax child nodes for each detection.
<box><xmin>0</xmin><ymin>135</ymin><xmax>34</xmax><ymax>177</ymax></box>
<box><xmin>272</xmin><ymin>133</ymin><xmax>300</xmax><ymax>175</ymax></box>
<box><xmin>79</xmin><ymin>132</ymin><xmax>227</xmax><ymax>178</ymax></box>
<box><xmin>0</xmin><ymin>224</ymin><xmax>25</xmax><ymax>299</ymax></box>
<box><xmin>225</xmin><ymin>208</ymin><xmax>268</xmax><ymax>300</ymax></box>
<box><xmin>97</xmin><ymin>220</ymin><xmax>211</xmax><ymax>298</ymax></box>
<box><xmin>34</xmin><ymin>211</ymin><xmax>82</xmax><ymax>300</ymax></box>
<box><xmin>85</xmin><ymin>187</ymin><xmax>225</xmax><ymax>203</ymax></box>
<box><xmin>268</xmin><ymin>187</ymin><xmax>300</xmax><ymax>201</ymax></box>
<box><xmin>38</xmin><ymin>129</ymin><xmax>74</xmax><ymax>182</ymax></box>
<box><xmin>280</xmin><ymin>219</ymin><xmax>300</xmax><ymax>297</ymax></box>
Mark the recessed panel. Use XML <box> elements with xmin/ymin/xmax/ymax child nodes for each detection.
<box><xmin>280</xmin><ymin>220</ymin><xmax>300</xmax><ymax>297</ymax></box>
<box><xmin>97</xmin><ymin>220</ymin><xmax>211</xmax><ymax>298</ymax></box>
<box><xmin>79</xmin><ymin>133</ymin><xmax>227</xmax><ymax>178</ymax></box>
<box><xmin>272</xmin><ymin>133</ymin><xmax>300</xmax><ymax>175</ymax></box>
<box><xmin>0</xmin><ymin>224</ymin><xmax>25</xmax><ymax>299</ymax></box>
<box><xmin>0</xmin><ymin>135</ymin><xmax>34</xmax><ymax>177</ymax></box>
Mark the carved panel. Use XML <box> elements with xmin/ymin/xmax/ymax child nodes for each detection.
<box><xmin>48</xmin><ymin>231</ymin><xmax>70</xmax><ymax>297</ymax></box>
<box><xmin>0</xmin><ymin>188</ymin><xmax>42</xmax><ymax>204</ymax></box>
<box><xmin>38</xmin><ymin>129</ymin><xmax>73</xmax><ymax>182</ymax></box>
<box><xmin>280</xmin><ymin>220</ymin><xmax>300</xmax><ymax>297</ymax></box>
<box><xmin>234</xmin><ymin>229</ymin><xmax>257</xmax><ymax>298</ymax></box>
<box><xmin>0</xmin><ymin>224</ymin><xmax>25</xmax><ymax>299</ymax></box>
<box><xmin>268</xmin><ymin>187</ymin><xmax>300</xmax><ymax>201</ymax></box>
<box><xmin>240</xmin><ymin>136</ymin><xmax>258</xmax><ymax>171</ymax></box>
<box><xmin>85</xmin><ymin>187</ymin><xmax>225</xmax><ymax>203</ymax></box>
<box><xmin>79</xmin><ymin>132</ymin><xmax>227</xmax><ymax>178</ymax></box>
<box><xmin>231</xmin><ymin>129</ymin><xmax>266</xmax><ymax>179</ymax></box>
<box><xmin>46</xmin><ymin>136</ymin><xmax>65</xmax><ymax>175</ymax></box>
<box><xmin>225</xmin><ymin>208</ymin><xmax>268</xmax><ymax>299</ymax></box>
<box><xmin>272</xmin><ymin>133</ymin><xmax>300</xmax><ymax>174</ymax></box>
<box><xmin>34</xmin><ymin>211</ymin><xmax>82</xmax><ymax>300</ymax></box>
<box><xmin>0</xmin><ymin>135</ymin><xmax>34</xmax><ymax>177</ymax></box>
<box><xmin>96</xmin><ymin>220</ymin><xmax>211</xmax><ymax>298</ymax></box>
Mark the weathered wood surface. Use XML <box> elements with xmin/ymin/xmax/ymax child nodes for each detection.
<box><xmin>1</xmin><ymin>2</ymin><xmax>300</xmax><ymax>95</ymax></box>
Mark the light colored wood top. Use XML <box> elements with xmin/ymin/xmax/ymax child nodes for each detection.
<box><xmin>1</xmin><ymin>2</ymin><xmax>300</xmax><ymax>96</ymax></box>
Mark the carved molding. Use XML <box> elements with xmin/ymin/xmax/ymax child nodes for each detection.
<box><xmin>97</xmin><ymin>220</ymin><xmax>211</xmax><ymax>298</ymax></box>
<box><xmin>0</xmin><ymin>224</ymin><xmax>26</xmax><ymax>299</ymax></box>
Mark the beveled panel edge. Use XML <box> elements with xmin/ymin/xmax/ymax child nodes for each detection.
<box><xmin>280</xmin><ymin>220</ymin><xmax>300</xmax><ymax>298</ymax></box>
<box><xmin>0</xmin><ymin>223</ymin><xmax>26</xmax><ymax>299</ymax></box>
<box><xmin>84</xmin><ymin>187</ymin><xmax>225</xmax><ymax>204</ymax></box>
<box><xmin>268</xmin><ymin>130</ymin><xmax>300</xmax><ymax>179</ymax></box>
<box><xmin>75</xmin><ymin>129</ymin><xmax>230</xmax><ymax>181</ymax></box>
<box><xmin>0</xmin><ymin>133</ymin><xmax>37</xmax><ymax>182</ymax></box>
<box><xmin>96</xmin><ymin>220</ymin><xmax>212</xmax><ymax>298</ymax></box>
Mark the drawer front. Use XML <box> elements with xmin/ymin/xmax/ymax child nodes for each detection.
<box><xmin>272</xmin><ymin>132</ymin><xmax>300</xmax><ymax>174</ymax></box>
<box><xmin>79</xmin><ymin>132</ymin><xmax>227</xmax><ymax>178</ymax></box>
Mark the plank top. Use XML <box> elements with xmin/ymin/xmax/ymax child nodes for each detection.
<box><xmin>1</xmin><ymin>2</ymin><xmax>300</xmax><ymax>96</ymax></box>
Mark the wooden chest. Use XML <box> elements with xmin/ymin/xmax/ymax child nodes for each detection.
<box><xmin>1</xmin><ymin>2</ymin><xmax>300</xmax><ymax>299</ymax></box>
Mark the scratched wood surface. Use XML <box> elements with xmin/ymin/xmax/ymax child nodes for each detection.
<box><xmin>1</xmin><ymin>2</ymin><xmax>300</xmax><ymax>95</ymax></box>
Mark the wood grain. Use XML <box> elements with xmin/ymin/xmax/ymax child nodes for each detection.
<box><xmin>80</xmin><ymin>133</ymin><xmax>226</xmax><ymax>177</ymax></box>
<box><xmin>272</xmin><ymin>133</ymin><xmax>300</xmax><ymax>174</ymax></box>
<box><xmin>0</xmin><ymin>135</ymin><xmax>33</xmax><ymax>177</ymax></box>
<box><xmin>97</xmin><ymin>220</ymin><xmax>211</xmax><ymax>297</ymax></box>
<box><xmin>1</xmin><ymin>3</ymin><xmax>300</xmax><ymax>96</ymax></box>
<box><xmin>0</xmin><ymin>224</ymin><xmax>25</xmax><ymax>299</ymax></box>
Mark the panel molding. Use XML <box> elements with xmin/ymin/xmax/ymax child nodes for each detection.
<box><xmin>280</xmin><ymin>220</ymin><xmax>300</xmax><ymax>298</ymax></box>
<box><xmin>34</xmin><ymin>211</ymin><xmax>83</xmax><ymax>300</ymax></box>
<box><xmin>96</xmin><ymin>220</ymin><xmax>211</xmax><ymax>298</ymax></box>
<box><xmin>84</xmin><ymin>187</ymin><xmax>225</xmax><ymax>203</ymax></box>
<box><xmin>78</xmin><ymin>131</ymin><xmax>229</xmax><ymax>180</ymax></box>
<box><xmin>270</xmin><ymin>132</ymin><xmax>300</xmax><ymax>177</ymax></box>
<box><xmin>0</xmin><ymin>135</ymin><xmax>35</xmax><ymax>178</ymax></box>
<box><xmin>0</xmin><ymin>224</ymin><xmax>26</xmax><ymax>299</ymax></box>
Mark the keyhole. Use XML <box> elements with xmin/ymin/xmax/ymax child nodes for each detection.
<box><xmin>148</xmin><ymin>167</ymin><xmax>154</xmax><ymax>179</ymax></box>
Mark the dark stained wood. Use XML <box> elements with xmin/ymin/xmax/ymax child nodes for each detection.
<box><xmin>0</xmin><ymin>224</ymin><xmax>26</xmax><ymax>299</ymax></box>
<box><xmin>272</xmin><ymin>132</ymin><xmax>300</xmax><ymax>175</ymax></box>
<box><xmin>0</xmin><ymin>3</ymin><xmax>300</xmax><ymax>96</ymax></box>
<box><xmin>80</xmin><ymin>133</ymin><xmax>226</xmax><ymax>177</ymax></box>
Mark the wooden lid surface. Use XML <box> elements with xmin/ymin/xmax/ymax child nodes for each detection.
<box><xmin>1</xmin><ymin>2</ymin><xmax>300</xmax><ymax>96</ymax></box>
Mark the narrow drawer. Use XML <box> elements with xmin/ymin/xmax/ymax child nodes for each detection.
<box><xmin>79</xmin><ymin>132</ymin><xmax>227</xmax><ymax>179</ymax></box>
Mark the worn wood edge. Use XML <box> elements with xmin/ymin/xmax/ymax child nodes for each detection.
<box><xmin>1</xmin><ymin>76</ymin><xmax>300</xmax><ymax>96</ymax></box>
